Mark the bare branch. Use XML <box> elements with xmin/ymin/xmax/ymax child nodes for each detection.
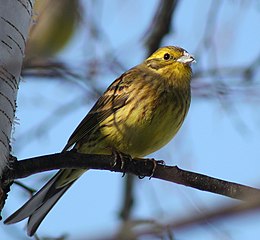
<box><xmin>119</xmin><ymin>0</ymin><xmax>180</xmax><ymax>222</ymax></box>
<box><xmin>119</xmin><ymin>174</ymin><xmax>135</xmax><ymax>220</ymax></box>
<box><xmin>134</xmin><ymin>197</ymin><xmax>260</xmax><ymax>239</ymax></box>
<box><xmin>144</xmin><ymin>0</ymin><xmax>179</xmax><ymax>55</ymax></box>
<box><xmin>4</xmin><ymin>151</ymin><xmax>260</xmax><ymax>201</ymax></box>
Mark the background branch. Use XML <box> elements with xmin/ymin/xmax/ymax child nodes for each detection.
<box><xmin>120</xmin><ymin>0</ymin><xmax>180</xmax><ymax>222</ymax></box>
<box><xmin>134</xmin><ymin>197</ymin><xmax>260</xmax><ymax>239</ymax></box>
<box><xmin>144</xmin><ymin>0</ymin><xmax>179</xmax><ymax>55</ymax></box>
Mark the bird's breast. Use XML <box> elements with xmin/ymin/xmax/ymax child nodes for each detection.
<box><xmin>100</xmin><ymin>87</ymin><xmax>190</xmax><ymax>157</ymax></box>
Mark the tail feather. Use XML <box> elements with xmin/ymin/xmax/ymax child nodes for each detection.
<box><xmin>27</xmin><ymin>184</ymin><xmax>71</xmax><ymax>236</ymax></box>
<box><xmin>4</xmin><ymin>169</ymin><xmax>84</xmax><ymax>236</ymax></box>
<box><xmin>5</xmin><ymin>173</ymin><xmax>61</xmax><ymax>224</ymax></box>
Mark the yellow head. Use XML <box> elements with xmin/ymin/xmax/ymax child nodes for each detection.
<box><xmin>145</xmin><ymin>46</ymin><xmax>195</xmax><ymax>87</ymax></box>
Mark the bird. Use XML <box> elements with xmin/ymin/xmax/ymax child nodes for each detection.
<box><xmin>5</xmin><ymin>46</ymin><xmax>195</xmax><ymax>236</ymax></box>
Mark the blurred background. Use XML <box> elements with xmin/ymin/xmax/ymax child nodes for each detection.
<box><xmin>2</xmin><ymin>0</ymin><xmax>260</xmax><ymax>239</ymax></box>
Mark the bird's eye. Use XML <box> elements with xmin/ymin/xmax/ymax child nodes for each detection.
<box><xmin>163</xmin><ymin>53</ymin><xmax>171</xmax><ymax>60</ymax></box>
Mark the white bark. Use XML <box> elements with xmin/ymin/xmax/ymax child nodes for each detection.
<box><xmin>0</xmin><ymin>0</ymin><xmax>34</xmax><ymax>175</ymax></box>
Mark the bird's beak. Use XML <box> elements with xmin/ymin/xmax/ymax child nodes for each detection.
<box><xmin>177</xmin><ymin>51</ymin><xmax>196</xmax><ymax>64</ymax></box>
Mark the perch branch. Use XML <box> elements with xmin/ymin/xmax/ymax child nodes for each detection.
<box><xmin>5</xmin><ymin>151</ymin><xmax>260</xmax><ymax>201</ymax></box>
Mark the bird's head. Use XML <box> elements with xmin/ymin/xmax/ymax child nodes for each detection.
<box><xmin>145</xmin><ymin>46</ymin><xmax>195</xmax><ymax>86</ymax></box>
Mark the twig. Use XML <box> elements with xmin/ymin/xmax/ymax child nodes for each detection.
<box><xmin>135</xmin><ymin>197</ymin><xmax>260</xmax><ymax>238</ymax></box>
<box><xmin>13</xmin><ymin>180</ymin><xmax>36</xmax><ymax>196</ymax></box>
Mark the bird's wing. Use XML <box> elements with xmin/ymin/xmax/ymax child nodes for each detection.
<box><xmin>62</xmin><ymin>71</ymin><xmax>132</xmax><ymax>151</ymax></box>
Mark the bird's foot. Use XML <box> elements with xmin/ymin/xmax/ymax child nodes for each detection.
<box><xmin>148</xmin><ymin>158</ymin><xmax>165</xmax><ymax>179</ymax></box>
<box><xmin>111</xmin><ymin>149</ymin><xmax>132</xmax><ymax>177</ymax></box>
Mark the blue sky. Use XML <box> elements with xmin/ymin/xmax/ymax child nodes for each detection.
<box><xmin>1</xmin><ymin>1</ymin><xmax>260</xmax><ymax>239</ymax></box>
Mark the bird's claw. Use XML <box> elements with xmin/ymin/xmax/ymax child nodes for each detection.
<box><xmin>136</xmin><ymin>158</ymin><xmax>165</xmax><ymax>179</ymax></box>
<box><xmin>111</xmin><ymin>149</ymin><xmax>132</xmax><ymax>177</ymax></box>
<box><xmin>149</xmin><ymin>159</ymin><xmax>165</xmax><ymax>180</ymax></box>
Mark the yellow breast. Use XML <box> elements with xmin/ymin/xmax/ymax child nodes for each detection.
<box><xmin>99</xmin><ymin>87</ymin><xmax>190</xmax><ymax>157</ymax></box>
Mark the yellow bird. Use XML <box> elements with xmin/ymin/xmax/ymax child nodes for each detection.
<box><xmin>5</xmin><ymin>46</ymin><xmax>195</xmax><ymax>236</ymax></box>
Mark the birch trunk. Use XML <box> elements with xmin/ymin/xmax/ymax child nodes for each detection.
<box><xmin>0</xmin><ymin>0</ymin><xmax>33</xmax><ymax>175</ymax></box>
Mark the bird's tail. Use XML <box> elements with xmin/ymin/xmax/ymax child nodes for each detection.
<box><xmin>4</xmin><ymin>169</ymin><xmax>85</xmax><ymax>236</ymax></box>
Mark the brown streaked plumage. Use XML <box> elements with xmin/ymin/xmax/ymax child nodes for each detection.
<box><xmin>5</xmin><ymin>46</ymin><xmax>195</xmax><ymax>236</ymax></box>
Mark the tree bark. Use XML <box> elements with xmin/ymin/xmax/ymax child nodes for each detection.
<box><xmin>0</xmin><ymin>0</ymin><xmax>34</xmax><ymax>213</ymax></box>
<box><xmin>0</xmin><ymin>0</ymin><xmax>33</xmax><ymax>173</ymax></box>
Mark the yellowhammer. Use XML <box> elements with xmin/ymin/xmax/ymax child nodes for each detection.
<box><xmin>5</xmin><ymin>46</ymin><xmax>195</xmax><ymax>236</ymax></box>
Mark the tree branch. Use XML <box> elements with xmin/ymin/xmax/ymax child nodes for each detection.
<box><xmin>119</xmin><ymin>0</ymin><xmax>181</xmax><ymax>222</ymax></box>
<box><xmin>5</xmin><ymin>151</ymin><xmax>260</xmax><ymax>201</ymax></box>
<box><xmin>144</xmin><ymin>0</ymin><xmax>179</xmax><ymax>55</ymax></box>
<box><xmin>119</xmin><ymin>174</ymin><xmax>135</xmax><ymax>220</ymax></box>
<box><xmin>134</xmin><ymin>197</ymin><xmax>260</xmax><ymax>239</ymax></box>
